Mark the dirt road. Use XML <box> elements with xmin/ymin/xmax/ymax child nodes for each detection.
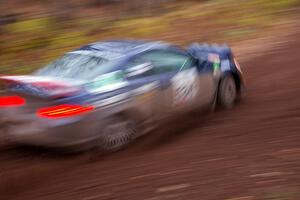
<box><xmin>0</xmin><ymin>26</ymin><xmax>300</xmax><ymax>200</ymax></box>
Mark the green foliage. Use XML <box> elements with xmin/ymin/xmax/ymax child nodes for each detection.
<box><xmin>6</xmin><ymin>18</ymin><xmax>54</xmax><ymax>33</ymax></box>
<box><xmin>222</xmin><ymin>28</ymin><xmax>257</xmax><ymax>39</ymax></box>
<box><xmin>0</xmin><ymin>0</ymin><xmax>298</xmax><ymax>75</ymax></box>
<box><xmin>113</xmin><ymin>17</ymin><xmax>169</xmax><ymax>37</ymax></box>
<box><xmin>255</xmin><ymin>186</ymin><xmax>299</xmax><ymax>200</ymax></box>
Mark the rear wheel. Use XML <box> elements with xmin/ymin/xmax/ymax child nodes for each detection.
<box><xmin>218</xmin><ymin>74</ymin><xmax>237</xmax><ymax>108</ymax></box>
<box><xmin>98</xmin><ymin>116</ymin><xmax>136</xmax><ymax>152</ymax></box>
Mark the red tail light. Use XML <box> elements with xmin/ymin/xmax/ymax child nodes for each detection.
<box><xmin>37</xmin><ymin>104</ymin><xmax>94</xmax><ymax>119</ymax></box>
<box><xmin>0</xmin><ymin>96</ymin><xmax>26</xmax><ymax>107</ymax></box>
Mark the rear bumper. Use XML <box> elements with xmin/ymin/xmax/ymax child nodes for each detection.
<box><xmin>5</xmin><ymin>114</ymin><xmax>102</xmax><ymax>148</ymax></box>
<box><xmin>0</xmin><ymin>95</ymin><xmax>136</xmax><ymax>149</ymax></box>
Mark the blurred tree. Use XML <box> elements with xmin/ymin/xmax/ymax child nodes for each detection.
<box><xmin>119</xmin><ymin>0</ymin><xmax>171</xmax><ymax>17</ymax></box>
<box><xmin>0</xmin><ymin>14</ymin><xmax>20</xmax><ymax>26</ymax></box>
<box><xmin>89</xmin><ymin>0</ymin><xmax>122</xmax><ymax>6</ymax></box>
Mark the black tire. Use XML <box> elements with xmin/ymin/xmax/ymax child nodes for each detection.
<box><xmin>217</xmin><ymin>74</ymin><xmax>237</xmax><ymax>109</ymax></box>
<box><xmin>98</xmin><ymin>116</ymin><xmax>136</xmax><ymax>152</ymax></box>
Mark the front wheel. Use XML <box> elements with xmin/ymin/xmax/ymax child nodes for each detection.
<box><xmin>97</xmin><ymin>116</ymin><xmax>136</xmax><ymax>152</ymax></box>
<box><xmin>217</xmin><ymin>74</ymin><xmax>237</xmax><ymax>108</ymax></box>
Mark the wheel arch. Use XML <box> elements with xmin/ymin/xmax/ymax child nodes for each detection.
<box><xmin>220</xmin><ymin>71</ymin><xmax>241</xmax><ymax>94</ymax></box>
<box><xmin>110</xmin><ymin>107</ymin><xmax>144</xmax><ymax>124</ymax></box>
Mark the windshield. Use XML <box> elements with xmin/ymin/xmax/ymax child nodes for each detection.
<box><xmin>35</xmin><ymin>53</ymin><xmax>118</xmax><ymax>80</ymax></box>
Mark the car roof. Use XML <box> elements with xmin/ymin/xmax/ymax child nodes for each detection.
<box><xmin>75</xmin><ymin>40</ymin><xmax>172</xmax><ymax>59</ymax></box>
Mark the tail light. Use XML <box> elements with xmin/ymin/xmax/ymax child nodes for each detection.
<box><xmin>0</xmin><ymin>96</ymin><xmax>26</xmax><ymax>107</ymax></box>
<box><xmin>38</xmin><ymin>104</ymin><xmax>94</xmax><ymax>119</ymax></box>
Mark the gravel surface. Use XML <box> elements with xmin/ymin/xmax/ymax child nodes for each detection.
<box><xmin>0</xmin><ymin>22</ymin><xmax>300</xmax><ymax>200</ymax></box>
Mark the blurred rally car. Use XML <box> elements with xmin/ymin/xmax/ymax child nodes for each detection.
<box><xmin>0</xmin><ymin>40</ymin><xmax>244</xmax><ymax>151</ymax></box>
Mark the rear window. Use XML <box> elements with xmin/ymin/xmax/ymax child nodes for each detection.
<box><xmin>35</xmin><ymin>53</ymin><xmax>118</xmax><ymax>80</ymax></box>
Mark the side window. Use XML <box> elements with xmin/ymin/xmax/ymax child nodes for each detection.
<box><xmin>140</xmin><ymin>50</ymin><xmax>192</xmax><ymax>73</ymax></box>
<box><xmin>125</xmin><ymin>50</ymin><xmax>194</xmax><ymax>79</ymax></box>
<box><xmin>125</xmin><ymin>57</ymin><xmax>155</xmax><ymax>78</ymax></box>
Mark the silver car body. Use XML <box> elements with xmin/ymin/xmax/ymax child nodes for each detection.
<box><xmin>0</xmin><ymin>40</ymin><xmax>242</xmax><ymax>149</ymax></box>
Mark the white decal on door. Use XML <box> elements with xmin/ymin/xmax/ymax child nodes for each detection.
<box><xmin>171</xmin><ymin>68</ymin><xmax>199</xmax><ymax>106</ymax></box>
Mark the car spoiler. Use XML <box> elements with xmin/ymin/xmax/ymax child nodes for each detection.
<box><xmin>0</xmin><ymin>75</ymin><xmax>85</xmax><ymax>99</ymax></box>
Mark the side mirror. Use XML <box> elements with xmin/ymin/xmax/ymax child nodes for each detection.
<box><xmin>125</xmin><ymin>62</ymin><xmax>154</xmax><ymax>78</ymax></box>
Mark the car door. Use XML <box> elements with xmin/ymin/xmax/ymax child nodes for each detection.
<box><xmin>193</xmin><ymin>54</ymin><xmax>219</xmax><ymax>108</ymax></box>
<box><xmin>141</xmin><ymin>49</ymin><xmax>215</xmax><ymax>114</ymax></box>
<box><xmin>124</xmin><ymin>49</ymin><xmax>216</xmax><ymax>121</ymax></box>
<box><xmin>126</xmin><ymin>49</ymin><xmax>199</xmax><ymax>117</ymax></box>
<box><xmin>123</xmin><ymin>54</ymin><xmax>165</xmax><ymax>123</ymax></box>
